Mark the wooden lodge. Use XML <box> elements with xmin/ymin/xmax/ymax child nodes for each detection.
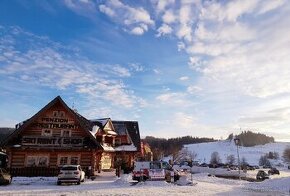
<box><xmin>91</xmin><ymin>119</ymin><xmax>141</xmax><ymax>172</ymax></box>
<box><xmin>1</xmin><ymin>96</ymin><xmax>141</xmax><ymax>176</ymax></box>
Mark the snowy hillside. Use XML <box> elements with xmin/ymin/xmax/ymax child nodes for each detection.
<box><xmin>184</xmin><ymin>140</ymin><xmax>290</xmax><ymax>165</ymax></box>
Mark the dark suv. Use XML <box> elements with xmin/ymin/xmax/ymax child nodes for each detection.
<box><xmin>268</xmin><ymin>168</ymin><xmax>280</xmax><ymax>175</ymax></box>
<box><xmin>256</xmin><ymin>170</ymin><xmax>269</xmax><ymax>181</ymax></box>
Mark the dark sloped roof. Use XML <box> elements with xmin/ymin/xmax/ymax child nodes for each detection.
<box><xmin>112</xmin><ymin>121</ymin><xmax>128</xmax><ymax>135</ymax></box>
<box><xmin>0</xmin><ymin>127</ymin><xmax>15</xmax><ymax>147</ymax></box>
<box><xmin>90</xmin><ymin>118</ymin><xmax>110</xmax><ymax>129</ymax></box>
<box><xmin>112</xmin><ymin>121</ymin><xmax>141</xmax><ymax>151</ymax></box>
<box><xmin>2</xmin><ymin>96</ymin><xmax>102</xmax><ymax>149</ymax></box>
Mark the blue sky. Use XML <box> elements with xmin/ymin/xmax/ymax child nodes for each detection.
<box><xmin>1</xmin><ymin>0</ymin><xmax>290</xmax><ymax>141</ymax></box>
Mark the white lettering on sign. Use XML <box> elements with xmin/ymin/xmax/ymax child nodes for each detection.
<box><xmin>22</xmin><ymin>136</ymin><xmax>83</xmax><ymax>146</ymax></box>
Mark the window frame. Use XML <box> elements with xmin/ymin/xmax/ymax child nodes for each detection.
<box><xmin>61</xmin><ymin>130</ymin><xmax>71</xmax><ymax>137</ymax></box>
<box><xmin>42</xmin><ymin>129</ymin><xmax>53</xmax><ymax>137</ymax></box>
<box><xmin>52</xmin><ymin>110</ymin><xmax>65</xmax><ymax>118</ymax></box>
<box><xmin>26</xmin><ymin>155</ymin><xmax>49</xmax><ymax>167</ymax></box>
<box><xmin>57</xmin><ymin>155</ymin><xmax>80</xmax><ymax>166</ymax></box>
<box><xmin>115</xmin><ymin>138</ymin><xmax>121</xmax><ymax>145</ymax></box>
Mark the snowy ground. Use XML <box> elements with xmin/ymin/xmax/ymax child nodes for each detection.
<box><xmin>1</xmin><ymin>170</ymin><xmax>290</xmax><ymax>196</ymax></box>
<box><xmin>2</xmin><ymin>141</ymin><xmax>290</xmax><ymax>195</ymax></box>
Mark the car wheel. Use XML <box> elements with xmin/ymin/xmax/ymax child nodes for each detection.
<box><xmin>57</xmin><ymin>181</ymin><xmax>62</xmax><ymax>185</ymax></box>
<box><xmin>6</xmin><ymin>178</ymin><xmax>11</xmax><ymax>185</ymax></box>
<box><xmin>77</xmin><ymin>179</ymin><xmax>81</xmax><ymax>185</ymax></box>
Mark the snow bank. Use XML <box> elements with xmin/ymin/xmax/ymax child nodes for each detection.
<box><xmin>12</xmin><ymin>177</ymin><xmax>57</xmax><ymax>186</ymax></box>
<box><xmin>246</xmin><ymin>176</ymin><xmax>290</xmax><ymax>194</ymax></box>
<box><xmin>191</xmin><ymin>166</ymin><xmax>247</xmax><ymax>178</ymax></box>
<box><xmin>175</xmin><ymin>174</ymin><xmax>196</xmax><ymax>186</ymax></box>
<box><xmin>114</xmin><ymin>174</ymin><xmax>132</xmax><ymax>185</ymax></box>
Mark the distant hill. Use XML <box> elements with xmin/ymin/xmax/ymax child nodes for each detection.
<box><xmin>0</xmin><ymin>127</ymin><xmax>15</xmax><ymax>146</ymax></box>
<box><xmin>184</xmin><ymin>140</ymin><xmax>290</xmax><ymax>166</ymax></box>
<box><xmin>228</xmin><ymin>131</ymin><xmax>275</xmax><ymax>147</ymax></box>
<box><xmin>144</xmin><ymin>136</ymin><xmax>216</xmax><ymax>160</ymax></box>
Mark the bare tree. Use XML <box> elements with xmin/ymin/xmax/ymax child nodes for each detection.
<box><xmin>226</xmin><ymin>154</ymin><xmax>235</xmax><ymax>165</ymax></box>
<box><xmin>173</xmin><ymin>148</ymin><xmax>197</xmax><ymax>163</ymax></box>
<box><xmin>171</xmin><ymin>147</ymin><xmax>181</xmax><ymax>162</ymax></box>
<box><xmin>283</xmin><ymin>148</ymin><xmax>290</xmax><ymax>163</ymax></box>
<box><xmin>210</xmin><ymin>151</ymin><xmax>221</xmax><ymax>165</ymax></box>
<box><xmin>241</xmin><ymin>157</ymin><xmax>248</xmax><ymax>165</ymax></box>
<box><xmin>259</xmin><ymin>155</ymin><xmax>270</xmax><ymax>166</ymax></box>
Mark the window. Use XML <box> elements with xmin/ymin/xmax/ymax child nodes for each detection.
<box><xmin>38</xmin><ymin>157</ymin><xmax>48</xmax><ymax>167</ymax></box>
<box><xmin>58</xmin><ymin>155</ymin><xmax>80</xmax><ymax>166</ymax></box>
<box><xmin>27</xmin><ymin>156</ymin><xmax>37</xmax><ymax>167</ymax></box>
<box><xmin>59</xmin><ymin>111</ymin><xmax>65</xmax><ymax>117</ymax></box>
<box><xmin>53</xmin><ymin>111</ymin><xmax>58</xmax><ymax>117</ymax></box>
<box><xmin>42</xmin><ymin>129</ymin><xmax>52</xmax><ymax>137</ymax></box>
<box><xmin>61</xmin><ymin>130</ymin><xmax>71</xmax><ymax>137</ymax></box>
<box><xmin>26</xmin><ymin>155</ymin><xmax>49</xmax><ymax>167</ymax></box>
<box><xmin>115</xmin><ymin>138</ymin><xmax>121</xmax><ymax>145</ymax></box>
<box><xmin>52</xmin><ymin>110</ymin><xmax>65</xmax><ymax>117</ymax></box>
<box><xmin>71</xmin><ymin>156</ymin><xmax>79</xmax><ymax>165</ymax></box>
<box><xmin>59</xmin><ymin>157</ymin><xmax>68</xmax><ymax>165</ymax></box>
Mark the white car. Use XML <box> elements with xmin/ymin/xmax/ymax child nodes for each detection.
<box><xmin>57</xmin><ymin>165</ymin><xmax>85</xmax><ymax>185</ymax></box>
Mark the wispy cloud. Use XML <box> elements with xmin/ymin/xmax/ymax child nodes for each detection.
<box><xmin>98</xmin><ymin>0</ymin><xmax>154</xmax><ymax>35</ymax></box>
<box><xmin>156</xmin><ymin>92</ymin><xmax>192</xmax><ymax>107</ymax></box>
<box><xmin>0</xmin><ymin>26</ymin><xmax>144</xmax><ymax>112</ymax></box>
<box><xmin>179</xmin><ymin>76</ymin><xmax>189</xmax><ymax>81</ymax></box>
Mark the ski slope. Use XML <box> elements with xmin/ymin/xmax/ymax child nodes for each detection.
<box><xmin>184</xmin><ymin>140</ymin><xmax>290</xmax><ymax>165</ymax></box>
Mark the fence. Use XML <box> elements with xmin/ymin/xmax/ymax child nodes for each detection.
<box><xmin>8</xmin><ymin>167</ymin><xmax>59</xmax><ymax>177</ymax></box>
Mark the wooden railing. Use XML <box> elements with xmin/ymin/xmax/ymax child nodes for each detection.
<box><xmin>8</xmin><ymin>166</ymin><xmax>91</xmax><ymax>177</ymax></box>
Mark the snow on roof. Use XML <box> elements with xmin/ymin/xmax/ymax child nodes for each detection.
<box><xmin>91</xmin><ymin>118</ymin><xmax>109</xmax><ymax>127</ymax></box>
<box><xmin>90</xmin><ymin>125</ymin><xmax>100</xmax><ymax>138</ymax></box>
<box><xmin>107</xmin><ymin>130</ymin><xmax>117</xmax><ymax>135</ymax></box>
<box><xmin>101</xmin><ymin>143</ymin><xmax>115</xmax><ymax>152</ymax></box>
<box><xmin>115</xmin><ymin>144</ymin><xmax>137</xmax><ymax>152</ymax></box>
<box><xmin>101</xmin><ymin>143</ymin><xmax>137</xmax><ymax>152</ymax></box>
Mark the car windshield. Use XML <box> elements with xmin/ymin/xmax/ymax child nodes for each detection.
<box><xmin>61</xmin><ymin>166</ymin><xmax>77</xmax><ymax>171</ymax></box>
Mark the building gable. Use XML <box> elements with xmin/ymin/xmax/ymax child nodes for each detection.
<box><xmin>112</xmin><ymin>121</ymin><xmax>141</xmax><ymax>151</ymax></box>
<box><xmin>3</xmin><ymin>96</ymin><xmax>101</xmax><ymax>149</ymax></box>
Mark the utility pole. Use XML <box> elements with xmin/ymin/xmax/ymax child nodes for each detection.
<box><xmin>234</xmin><ymin>136</ymin><xmax>241</xmax><ymax>180</ymax></box>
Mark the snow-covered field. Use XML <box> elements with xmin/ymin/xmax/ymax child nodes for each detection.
<box><xmin>185</xmin><ymin>140</ymin><xmax>290</xmax><ymax>166</ymax></box>
<box><xmin>1</xmin><ymin>171</ymin><xmax>290</xmax><ymax>196</ymax></box>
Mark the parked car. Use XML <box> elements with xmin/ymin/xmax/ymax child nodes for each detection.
<box><xmin>0</xmin><ymin>168</ymin><xmax>12</xmax><ymax>185</ymax></box>
<box><xmin>256</xmin><ymin>170</ymin><xmax>269</xmax><ymax>181</ymax></box>
<box><xmin>199</xmin><ymin>163</ymin><xmax>208</xmax><ymax>167</ymax></box>
<box><xmin>254</xmin><ymin>165</ymin><xmax>260</xmax><ymax>169</ymax></box>
<box><xmin>208</xmin><ymin>164</ymin><xmax>218</xmax><ymax>168</ymax></box>
<box><xmin>57</xmin><ymin>165</ymin><xmax>85</xmax><ymax>185</ymax></box>
<box><xmin>229</xmin><ymin>165</ymin><xmax>238</xmax><ymax>170</ymax></box>
<box><xmin>268</xmin><ymin>168</ymin><xmax>280</xmax><ymax>175</ymax></box>
<box><xmin>246</xmin><ymin>164</ymin><xmax>255</xmax><ymax>170</ymax></box>
<box><xmin>263</xmin><ymin>165</ymin><xmax>272</xmax><ymax>169</ymax></box>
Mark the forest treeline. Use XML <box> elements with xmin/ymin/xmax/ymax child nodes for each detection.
<box><xmin>143</xmin><ymin>136</ymin><xmax>215</xmax><ymax>160</ymax></box>
<box><xmin>227</xmin><ymin>131</ymin><xmax>274</xmax><ymax>147</ymax></box>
